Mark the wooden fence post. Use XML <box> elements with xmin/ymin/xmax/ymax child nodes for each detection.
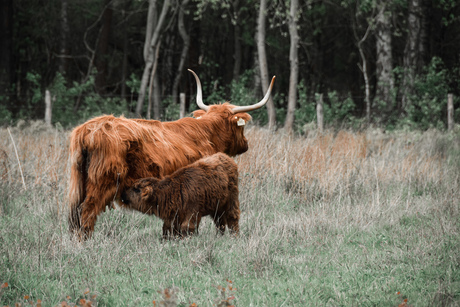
<box><xmin>45</xmin><ymin>90</ymin><xmax>52</xmax><ymax>125</ymax></box>
<box><xmin>316</xmin><ymin>93</ymin><xmax>324</xmax><ymax>134</ymax></box>
<box><xmin>180</xmin><ymin>93</ymin><xmax>186</xmax><ymax>119</ymax></box>
<box><xmin>448</xmin><ymin>93</ymin><xmax>454</xmax><ymax>131</ymax></box>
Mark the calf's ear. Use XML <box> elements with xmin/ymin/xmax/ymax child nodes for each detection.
<box><xmin>141</xmin><ymin>186</ymin><xmax>153</xmax><ymax>200</ymax></box>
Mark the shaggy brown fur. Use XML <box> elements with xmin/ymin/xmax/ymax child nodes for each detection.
<box><xmin>121</xmin><ymin>153</ymin><xmax>240</xmax><ymax>238</ymax></box>
<box><xmin>68</xmin><ymin>104</ymin><xmax>251</xmax><ymax>239</ymax></box>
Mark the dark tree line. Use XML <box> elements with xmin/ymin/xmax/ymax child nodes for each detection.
<box><xmin>0</xmin><ymin>0</ymin><xmax>459</xmax><ymax>130</ymax></box>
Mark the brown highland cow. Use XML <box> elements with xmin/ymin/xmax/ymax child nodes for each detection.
<box><xmin>121</xmin><ymin>153</ymin><xmax>240</xmax><ymax>238</ymax></box>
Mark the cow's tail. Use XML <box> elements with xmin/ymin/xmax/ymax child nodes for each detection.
<box><xmin>68</xmin><ymin>130</ymin><xmax>87</xmax><ymax>233</ymax></box>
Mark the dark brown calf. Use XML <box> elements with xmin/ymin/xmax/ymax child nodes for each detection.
<box><xmin>121</xmin><ymin>153</ymin><xmax>240</xmax><ymax>238</ymax></box>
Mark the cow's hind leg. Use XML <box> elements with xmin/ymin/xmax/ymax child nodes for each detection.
<box><xmin>75</xmin><ymin>178</ymin><xmax>121</xmax><ymax>240</ymax></box>
<box><xmin>69</xmin><ymin>201</ymin><xmax>83</xmax><ymax>235</ymax></box>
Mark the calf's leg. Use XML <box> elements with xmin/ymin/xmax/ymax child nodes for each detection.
<box><xmin>180</xmin><ymin>214</ymin><xmax>201</xmax><ymax>236</ymax></box>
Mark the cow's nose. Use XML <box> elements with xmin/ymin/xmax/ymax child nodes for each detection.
<box><xmin>121</xmin><ymin>191</ymin><xmax>128</xmax><ymax>204</ymax></box>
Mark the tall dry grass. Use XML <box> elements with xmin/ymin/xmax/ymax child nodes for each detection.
<box><xmin>237</xmin><ymin>127</ymin><xmax>457</xmax><ymax>232</ymax></box>
<box><xmin>0</xmin><ymin>121</ymin><xmax>459</xmax><ymax>306</ymax></box>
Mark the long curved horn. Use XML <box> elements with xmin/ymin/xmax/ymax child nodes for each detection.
<box><xmin>188</xmin><ymin>69</ymin><xmax>209</xmax><ymax>111</ymax></box>
<box><xmin>231</xmin><ymin>76</ymin><xmax>276</xmax><ymax>114</ymax></box>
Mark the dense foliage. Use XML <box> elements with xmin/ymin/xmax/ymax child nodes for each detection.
<box><xmin>0</xmin><ymin>0</ymin><xmax>459</xmax><ymax>130</ymax></box>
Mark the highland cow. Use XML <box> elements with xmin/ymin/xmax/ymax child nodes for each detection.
<box><xmin>121</xmin><ymin>153</ymin><xmax>240</xmax><ymax>238</ymax></box>
<box><xmin>68</xmin><ymin>70</ymin><xmax>274</xmax><ymax>239</ymax></box>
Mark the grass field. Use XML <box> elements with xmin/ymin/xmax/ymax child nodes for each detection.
<box><xmin>0</xmin><ymin>121</ymin><xmax>459</xmax><ymax>306</ymax></box>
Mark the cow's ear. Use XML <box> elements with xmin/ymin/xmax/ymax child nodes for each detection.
<box><xmin>232</xmin><ymin>113</ymin><xmax>252</xmax><ymax>126</ymax></box>
<box><xmin>193</xmin><ymin>110</ymin><xmax>206</xmax><ymax>119</ymax></box>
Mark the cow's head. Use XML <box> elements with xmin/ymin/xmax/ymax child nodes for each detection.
<box><xmin>188</xmin><ymin>69</ymin><xmax>275</xmax><ymax>156</ymax></box>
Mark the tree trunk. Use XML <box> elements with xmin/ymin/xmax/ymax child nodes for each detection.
<box><xmin>45</xmin><ymin>90</ymin><xmax>52</xmax><ymax>125</ymax></box>
<box><xmin>375</xmin><ymin>1</ymin><xmax>394</xmax><ymax>114</ymax></box>
<box><xmin>147</xmin><ymin>71</ymin><xmax>162</xmax><ymax>120</ymax></box>
<box><xmin>352</xmin><ymin>10</ymin><xmax>372</xmax><ymax>123</ymax></box>
<box><xmin>136</xmin><ymin>0</ymin><xmax>170</xmax><ymax>117</ymax></box>
<box><xmin>253</xmin><ymin>50</ymin><xmax>261</xmax><ymax>98</ymax></box>
<box><xmin>284</xmin><ymin>0</ymin><xmax>300</xmax><ymax>134</ymax></box>
<box><xmin>316</xmin><ymin>93</ymin><xmax>324</xmax><ymax>134</ymax></box>
<box><xmin>144</xmin><ymin>0</ymin><xmax>157</xmax><ymax>62</ymax></box>
<box><xmin>256</xmin><ymin>0</ymin><xmax>276</xmax><ymax>130</ymax></box>
<box><xmin>120</xmin><ymin>2</ymin><xmax>132</xmax><ymax>103</ymax></box>
<box><xmin>94</xmin><ymin>0</ymin><xmax>113</xmax><ymax>94</ymax></box>
<box><xmin>59</xmin><ymin>0</ymin><xmax>70</xmax><ymax>77</ymax></box>
<box><xmin>232</xmin><ymin>0</ymin><xmax>242</xmax><ymax>80</ymax></box>
<box><xmin>179</xmin><ymin>93</ymin><xmax>186</xmax><ymax>118</ymax></box>
<box><xmin>152</xmin><ymin>73</ymin><xmax>161</xmax><ymax>120</ymax></box>
<box><xmin>360</xmin><ymin>44</ymin><xmax>371</xmax><ymax>123</ymax></box>
<box><xmin>401</xmin><ymin>0</ymin><xmax>426</xmax><ymax>112</ymax></box>
<box><xmin>0</xmin><ymin>0</ymin><xmax>13</xmax><ymax>97</ymax></box>
<box><xmin>75</xmin><ymin>1</ymin><xmax>113</xmax><ymax>112</ymax></box>
<box><xmin>447</xmin><ymin>94</ymin><xmax>454</xmax><ymax>131</ymax></box>
<box><xmin>121</xmin><ymin>13</ymin><xmax>128</xmax><ymax>100</ymax></box>
<box><xmin>147</xmin><ymin>42</ymin><xmax>161</xmax><ymax>119</ymax></box>
<box><xmin>172</xmin><ymin>0</ymin><xmax>190</xmax><ymax>105</ymax></box>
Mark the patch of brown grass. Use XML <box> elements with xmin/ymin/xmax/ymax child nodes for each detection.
<box><xmin>236</xmin><ymin>127</ymin><xmax>448</xmax><ymax>200</ymax></box>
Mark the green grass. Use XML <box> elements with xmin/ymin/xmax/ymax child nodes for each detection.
<box><xmin>0</xmin><ymin>122</ymin><xmax>459</xmax><ymax>306</ymax></box>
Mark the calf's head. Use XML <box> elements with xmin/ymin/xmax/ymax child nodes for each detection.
<box><xmin>121</xmin><ymin>178</ymin><xmax>159</xmax><ymax>214</ymax></box>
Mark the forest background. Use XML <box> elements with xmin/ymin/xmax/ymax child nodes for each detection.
<box><xmin>1</xmin><ymin>0</ymin><xmax>460</xmax><ymax>132</ymax></box>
